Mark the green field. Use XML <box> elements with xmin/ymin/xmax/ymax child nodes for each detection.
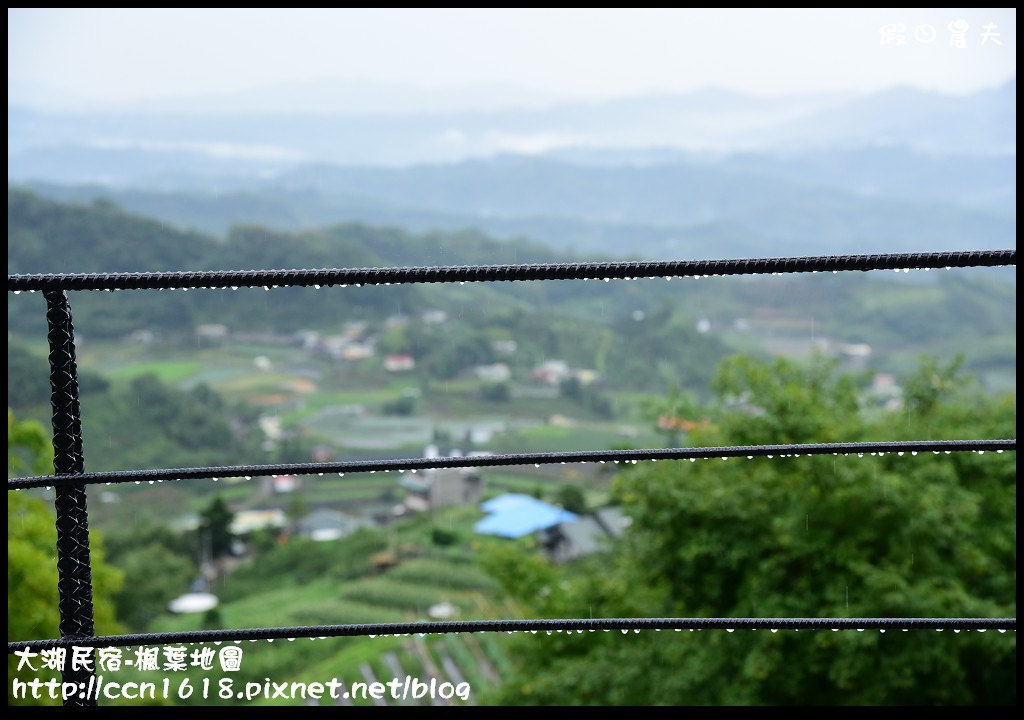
<box><xmin>106</xmin><ymin>359</ymin><xmax>205</xmax><ymax>383</ymax></box>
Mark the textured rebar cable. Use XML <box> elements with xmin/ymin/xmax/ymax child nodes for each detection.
<box><xmin>7</xmin><ymin>249</ymin><xmax>1016</xmax><ymax>292</ymax></box>
<box><xmin>7</xmin><ymin>617</ymin><xmax>1016</xmax><ymax>652</ymax></box>
<box><xmin>8</xmin><ymin>251</ymin><xmax>1017</xmax><ymax>687</ymax></box>
<box><xmin>43</xmin><ymin>291</ymin><xmax>97</xmax><ymax>707</ymax></box>
<box><xmin>7</xmin><ymin>439</ymin><xmax>1015</xmax><ymax>491</ymax></box>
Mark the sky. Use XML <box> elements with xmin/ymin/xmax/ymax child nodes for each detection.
<box><xmin>7</xmin><ymin>8</ymin><xmax>1017</xmax><ymax>113</ymax></box>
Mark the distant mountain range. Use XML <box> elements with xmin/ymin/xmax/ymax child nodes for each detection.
<box><xmin>17</xmin><ymin>142</ymin><xmax>1015</xmax><ymax>261</ymax></box>
<box><xmin>7</xmin><ymin>80</ymin><xmax>1015</xmax><ymax>262</ymax></box>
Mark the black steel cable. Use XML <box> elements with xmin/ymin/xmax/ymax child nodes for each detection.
<box><xmin>7</xmin><ymin>439</ymin><xmax>1015</xmax><ymax>491</ymax></box>
<box><xmin>43</xmin><ymin>291</ymin><xmax>97</xmax><ymax>706</ymax></box>
<box><xmin>7</xmin><ymin>617</ymin><xmax>1016</xmax><ymax>652</ymax></box>
<box><xmin>7</xmin><ymin>249</ymin><xmax>1017</xmax><ymax>680</ymax></box>
<box><xmin>7</xmin><ymin>249</ymin><xmax>1015</xmax><ymax>292</ymax></box>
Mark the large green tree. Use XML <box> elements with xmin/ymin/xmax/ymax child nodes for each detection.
<box><xmin>484</xmin><ymin>356</ymin><xmax>1016</xmax><ymax>705</ymax></box>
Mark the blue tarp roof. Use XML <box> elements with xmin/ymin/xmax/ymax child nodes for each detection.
<box><xmin>475</xmin><ymin>493</ymin><xmax>578</xmax><ymax>538</ymax></box>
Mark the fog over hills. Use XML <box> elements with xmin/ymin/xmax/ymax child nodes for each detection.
<box><xmin>8</xmin><ymin>80</ymin><xmax>1015</xmax><ymax>261</ymax></box>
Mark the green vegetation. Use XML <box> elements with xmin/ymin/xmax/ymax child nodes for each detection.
<box><xmin>8</xmin><ymin>343</ymin><xmax>263</xmax><ymax>472</ymax></box>
<box><xmin>386</xmin><ymin>558</ymin><xmax>498</xmax><ymax>591</ymax></box>
<box><xmin>8</xmin><ymin>413</ymin><xmax>125</xmax><ymax>705</ymax></box>
<box><xmin>132</xmin><ymin>514</ymin><xmax>513</xmax><ymax>706</ymax></box>
<box><xmin>6</xmin><ymin>191</ymin><xmax>1016</xmax><ymax>706</ymax></box>
<box><xmin>106</xmin><ymin>359</ymin><xmax>204</xmax><ymax>384</ymax></box>
<box><xmin>218</xmin><ymin>531</ymin><xmax>388</xmax><ymax>603</ymax></box>
<box><xmin>483</xmin><ymin>357</ymin><xmax>1017</xmax><ymax>705</ymax></box>
<box><xmin>200</xmin><ymin>496</ymin><xmax>235</xmax><ymax>559</ymax></box>
<box><xmin>554</xmin><ymin>484</ymin><xmax>587</xmax><ymax>514</ymax></box>
<box><xmin>9</xmin><ymin>190</ymin><xmax>1015</xmax><ymax>394</ymax></box>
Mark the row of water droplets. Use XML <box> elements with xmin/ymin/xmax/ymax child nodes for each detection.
<box><xmin>15</xmin><ymin>447</ymin><xmax>1008</xmax><ymax>491</ymax></box>
<box><xmin>53</xmin><ymin>625</ymin><xmax>1010</xmax><ymax>651</ymax></box>
<box><xmin>10</xmin><ymin>265</ymin><xmax>970</xmax><ymax>295</ymax></box>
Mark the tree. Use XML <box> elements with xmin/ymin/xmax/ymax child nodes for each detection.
<box><xmin>555</xmin><ymin>484</ymin><xmax>587</xmax><ymax>514</ymax></box>
<box><xmin>199</xmin><ymin>495</ymin><xmax>235</xmax><ymax>560</ymax></box>
<box><xmin>8</xmin><ymin>412</ymin><xmax>124</xmax><ymax>705</ymax></box>
<box><xmin>7</xmin><ymin>410</ymin><xmax>53</xmax><ymax>476</ymax></box>
<box><xmin>484</xmin><ymin>356</ymin><xmax>1016</xmax><ymax>705</ymax></box>
<box><xmin>285</xmin><ymin>494</ymin><xmax>310</xmax><ymax>526</ymax></box>
<box><xmin>481</xmin><ymin>382</ymin><xmax>511</xmax><ymax>402</ymax></box>
<box><xmin>102</xmin><ymin>524</ymin><xmax>196</xmax><ymax>631</ymax></box>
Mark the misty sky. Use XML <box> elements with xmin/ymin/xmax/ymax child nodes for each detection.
<box><xmin>8</xmin><ymin>8</ymin><xmax>1016</xmax><ymax>113</ymax></box>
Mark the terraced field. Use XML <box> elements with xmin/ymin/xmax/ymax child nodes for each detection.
<box><xmin>143</xmin><ymin>551</ymin><xmax>514</xmax><ymax>706</ymax></box>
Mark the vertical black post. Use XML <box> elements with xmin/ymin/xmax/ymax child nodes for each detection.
<box><xmin>44</xmin><ymin>290</ymin><xmax>97</xmax><ymax>707</ymax></box>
